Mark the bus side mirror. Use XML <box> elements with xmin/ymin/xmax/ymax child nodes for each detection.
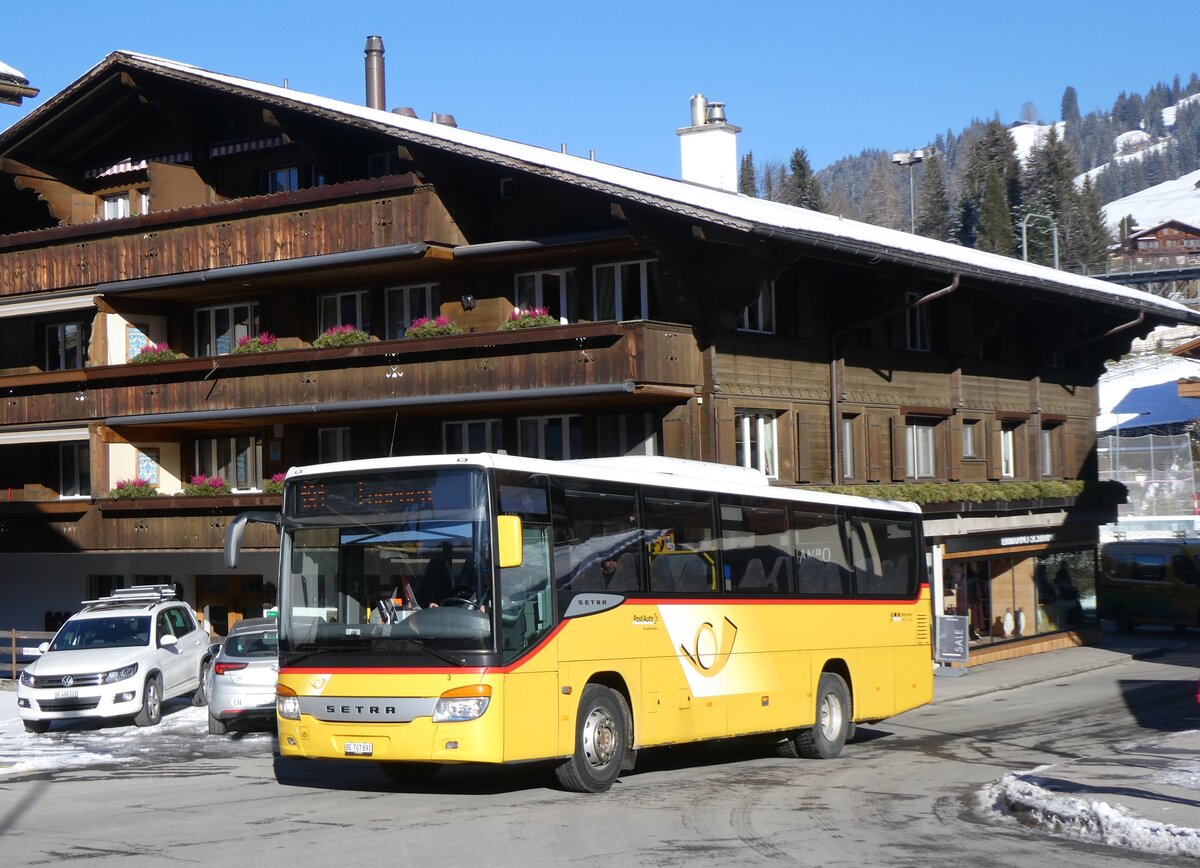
<box><xmin>497</xmin><ymin>515</ymin><xmax>523</xmax><ymax>568</ymax></box>
<box><xmin>224</xmin><ymin>510</ymin><xmax>281</xmax><ymax>569</ymax></box>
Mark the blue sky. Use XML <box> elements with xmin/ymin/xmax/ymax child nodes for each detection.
<box><xmin>4</xmin><ymin>1</ymin><xmax>1199</xmax><ymax>179</ymax></box>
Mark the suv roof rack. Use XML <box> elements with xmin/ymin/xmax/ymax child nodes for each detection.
<box><xmin>80</xmin><ymin>584</ymin><xmax>177</xmax><ymax>611</ymax></box>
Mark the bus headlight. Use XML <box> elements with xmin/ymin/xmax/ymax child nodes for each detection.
<box><xmin>277</xmin><ymin>684</ymin><xmax>301</xmax><ymax>720</ymax></box>
<box><xmin>433</xmin><ymin>684</ymin><xmax>491</xmax><ymax>722</ymax></box>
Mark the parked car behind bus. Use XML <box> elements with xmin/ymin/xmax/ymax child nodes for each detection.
<box><xmin>206</xmin><ymin>617</ymin><xmax>278</xmax><ymax>735</ymax></box>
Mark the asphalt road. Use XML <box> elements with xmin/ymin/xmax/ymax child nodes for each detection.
<box><xmin>1</xmin><ymin>636</ymin><xmax>1197</xmax><ymax>867</ymax></box>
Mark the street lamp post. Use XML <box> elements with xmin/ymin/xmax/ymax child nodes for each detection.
<box><xmin>1021</xmin><ymin>212</ymin><xmax>1060</xmax><ymax>269</ymax></box>
<box><xmin>891</xmin><ymin>148</ymin><xmax>930</xmax><ymax>233</ymax></box>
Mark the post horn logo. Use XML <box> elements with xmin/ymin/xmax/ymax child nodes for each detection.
<box><xmin>680</xmin><ymin>616</ymin><xmax>737</xmax><ymax>677</ymax></box>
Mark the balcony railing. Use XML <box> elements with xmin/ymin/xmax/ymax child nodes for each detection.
<box><xmin>0</xmin><ymin>321</ymin><xmax>700</xmax><ymax>428</ymax></box>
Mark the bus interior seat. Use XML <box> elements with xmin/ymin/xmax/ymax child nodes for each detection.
<box><xmin>607</xmin><ymin>552</ymin><xmax>640</xmax><ymax>592</ymax></box>
<box><xmin>650</xmin><ymin>556</ymin><xmax>677</xmax><ymax>593</ymax></box>
<box><xmin>570</xmin><ymin>563</ymin><xmax>605</xmax><ymax>592</ymax></box>
<box><xmin>766</xmin><ymin>556</ymin><xmax>791</xmax><ymax>592</ymax></box>
<box><xmin>736</xmin><ymin>558</ymin><xmax>768</xmax><ymax>590</ymax></box>
<box><xmin>676</xmin><ymin>556</ymin><xmax>710</xmax><ymax>593</ymax></box>
<box><xmin>798</xmin><ymin>558</ymin><xmax>846</xmax><ymax>595</ymax></box>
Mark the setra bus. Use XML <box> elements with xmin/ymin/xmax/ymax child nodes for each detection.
<box><xmin>226</xmin><ymin>452</ymin><xmax>933</xmax><ymax>792</ymax></box>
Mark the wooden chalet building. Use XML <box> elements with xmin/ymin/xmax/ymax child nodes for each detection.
<box><xmin>1</xmin><ymin>45</ymin><xmax>1197</xmax><ymax>659</ymax></box>
<box><xmin>1122</xmin><ymin>219</ymin><xmax>1200</xmax><ymax>268</ymax></box>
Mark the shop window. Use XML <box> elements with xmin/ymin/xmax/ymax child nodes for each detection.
<box><xmin>519</xmin><ymin>415</ymin><xmax>582</xmax><ymax>460</ymax></box>
<box><xmin>318</xmin><ymin>428</ymin><xmax>351</xmax><ymax>463</ymax></box>
<box><xmin>592</xmin><ymin>259</ymin><xmax>656</xmax><ymax>321</ymax></box>
<box><xmin>46</xmin><ymin>322</ymin><xmax>90</xmax><ymax>371</ymax></box>
<box><xmin>444</xmin><ymin>419</ymin><xmax>504</xmax><ymax>453</ymax></box>
<box><xmin>60</xmin><ymin>442</ymin><xmax>90</xmax><ymax>498</ymax></box>
<box><xmin>739</xmin><ymin>281</ymin><xmax>776</xmax><ymax>333</ymax></box>
<box><xmin>905</xmin><ymin>417</ymin><xmax>939</xmax><ymax>479</ymax></box>
<box><xmin>385</xmin><ymin>284</ymin><xmax>438</xmax><ymax>339</ymax></box>
<box><xmin>515</xmin><ymin>269</ymin><xmax>578</xmax><ymax>323</ymax></box>
<box><xmin>196</xmin><ymin>435</ymin><xmax>261</xmax><ymax>490</ymax></box>
<box><xmin>195</xmin><ymin>303</ymin><xmax>258</xmax><ymax>356</ymax></box>
<box><xmin>735</xmin><ymin>409</ymin><xmax>778</xmax><ymax>478</ymax></box>
<box><xmin>596</xmin><ymin>412</ymin><xmax>658</xmax><ymax>457</ymax></box>
<box><xmin>319</xmin><ymin>290</ymin><xmax>370</xmax><ymax>334</ymax></box>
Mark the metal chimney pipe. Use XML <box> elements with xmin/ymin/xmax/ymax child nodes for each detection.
<box><xmin>364</xmin><ymin>35</ymin><xmax>386</xmax><ymax>110</ymax></box>
<box><xmin>689</xmin><ymin>93</ymin><xmax>707</xmax><ymax>127</ymax></box>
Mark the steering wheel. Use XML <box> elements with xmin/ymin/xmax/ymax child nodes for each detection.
<box><xmin>441</xmin><ymin>585</ymin><xmax>480</xmax><ymax>610</ymax></box>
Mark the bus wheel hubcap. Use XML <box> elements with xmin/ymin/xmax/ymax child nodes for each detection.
<box><xmin>819</xmin><ymin>694</ymin><xmax>842</xmax><ymax>739</ymax></box>
<box><xmin>583</xmin><ymin>707</ymin><xmax>617</xmax><ymax>767</ymax></box>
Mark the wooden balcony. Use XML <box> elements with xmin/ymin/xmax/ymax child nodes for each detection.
<box><xmin>0</xmin><ymin>176</ymin><xmax>450</xmax><ymax>298</ymax></box>
<box><xmin>0</xmin><ymin>320</ymin><xmax>701</xmax><ymax>428</ymax></box>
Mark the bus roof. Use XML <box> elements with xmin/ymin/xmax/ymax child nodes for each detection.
<box><xmin>284</xmin><ymin>453</ymin><xmax>923</xmax><ymax>516</ymax></box>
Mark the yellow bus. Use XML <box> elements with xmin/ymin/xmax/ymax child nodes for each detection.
<box><xmin>227</xmin><ymin>453</ymin><xmax>933</xmax><ymax>792</ymax></box>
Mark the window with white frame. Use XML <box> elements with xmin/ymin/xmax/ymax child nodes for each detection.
<box><xmin>196</xmin><ymin>435</ymin><xmax>261</xmax><ymax>490</ymax></box>
<box><xmin>443</xmin><ymin>419</ymin><xmax>504</xmax><ymax>453</ymax></box>
<box><xmin>46</xmin><ymin>322</ymin><xmax>90</xmax><ymax>371</ymax></box>
<box><xmin>592</xmin><ymin>259</ymin><xmax>656</xmax><ymax>321</ymax></box>
<box><xmin>841</xmin><ymin>415</ymin><xmax>858</xmax><ymax>480</ymax></box>
<box><xmin>962</xmin><ymin>420</ymin><xmax>978</xmax><ymax>458</ymax></box>
<box><xmin>137</xmin><ymin>188</ymin><xmax>150</xmax><ymax>216</ymax></box>
<box><xmin>1000</xmin><ymin>423</ymin><xmax>1017</xmax><ymax>478</ymax></box>
<box><xmin>195</xmin><ymin>303</ymin><xmax>258</xmax><ymax>356</ymax></box>
<box><xmin>906</xmin><ymin>292</ymin><xmax>930</xmax><ymax>351</ymax></box>
<box><xmin>60</xmin><ymin>442</ymin><xmax>90</xmax><ymax>497</ymax></box>
<box><xmin>735</xmin><ymin>410</ymin><xmax>778</xmax><ymax>478</ymax></box>
<box><xmin>519</xmin><ymin>415</ymin><xmax>582</xmax><ymax>460</ymax></box>
<box><xmin>906</xmin><ymin>418</ymin><xmax>938</xmax><ymax>479</ymax></box>
<box><xmin>100</xmin><ymin>193</ymin><xmax>130</xmax><ymax>220</ymax></box>
<box><xmin>318</xmin><ymin>428</ymin><xmax>352</xmax><ymax>463</ymax></box>
<box><xmin>385</xmin><ymin>284</ymin><xmax>438</xmax><ymax>339</ymax></box>
<box><xmin>319</xmin><ymin>290</ymin><xmax>370</xmax><ymax>333</ymax></box>
<box><xmin>596</xmin><ymin>412</ymin><xmax>658</xmax><ymax>456</ymax></box>
<box><xmin>1040</xmin><ymin>424</ymin><xmax>1061</xmax><ymax>477</ymax></box>
<box><xmin>739</xmin><ymin>281</ymin><xmax>776</xmax><ymax>333</ymax></box>
<box><xmin>515</xmin><ymin>269</ymin><xmax>578</xmax><ymax>323</ymax></box>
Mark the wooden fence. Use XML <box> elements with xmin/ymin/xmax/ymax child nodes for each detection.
<box><xmin>2</xmin><ymin>630</ymin><xmax>55</xmax><ymax>680</ymax></box>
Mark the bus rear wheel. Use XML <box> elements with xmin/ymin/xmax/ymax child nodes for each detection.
<box><xmin>782</xmin><ymin>672</ymin><xmax>850</xmax><ymax>760</ymax></box>
<box><xmin>555</xmin><ymin>684</ymin><xmax>628</xmax><ymax>793</ymax></box>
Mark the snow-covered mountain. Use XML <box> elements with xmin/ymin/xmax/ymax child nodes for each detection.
<box><xmin>1101</xmin><ymin>169</ymin><xmax>1200</xmax><ymax>231</ymax></box>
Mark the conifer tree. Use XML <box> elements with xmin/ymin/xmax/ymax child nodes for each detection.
<box><xmin>914</xmin><ymin>153</ymin><xmax>953</xmax><ymax>241</ymax></box>
<box><xmin>1020</xmin><ymin>124</ymin><xmax>1078</xmax><ymax>266</ymax></box>
<box><xmin>784</xmin><ymin>147</ymin><xmax>825</xmax><ymax>211</ymax></box>
<box><xmin>1061</xmin><ymin>86</ymin><xmax>1081</xmax><ymax>124</ymax></box>
<box><xmin>1065</xmin><ymin>176</ymin><xmax>1112</xmax><ymax>269</ymax></box>
<box><xmin>957</xmin><ymin>120</ymin><xmax>1021</xmax><ymax>249</ymax></box>
<box><xmin>976</xmin><ymin>168</ymin><xmax>1015</xmax><ymax>255</ymax></box>
<box><xmin>738</xmin><ymin>152</ymin><xmax>758</xmax><ymax>197</ymax></box>
<box><xmin>862</xmin><ymin>155</ymin><xmax>904</xmax><ymax>230</ymax></box>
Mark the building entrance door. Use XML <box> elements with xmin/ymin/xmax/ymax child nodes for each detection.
<box><xmin>197</xmin><ymin>574</ymin><xmax>267</xmax><ymax>635</ymax></box>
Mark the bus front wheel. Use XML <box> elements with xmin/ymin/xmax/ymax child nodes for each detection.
<box><xmin>783</xmin><ymin>672</ymin><xmax>850</xmax><ymax>760</ymax></box>
<box><xmin>555</xmin><ymin>684</ymin><xmax>628</xmax><ymax>793</ymax></box>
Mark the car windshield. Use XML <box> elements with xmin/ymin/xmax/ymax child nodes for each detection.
<box><xmin>278</xmin><ymin>467</ymin><xmax>494</xmax><ymax>659</ymax></box>
<box><xmin>49</xmin><ymin>616</ymin><xmax>151</xmax><ymax>651</ymax></box>
<box><xmin>225</xmin><ymin>630</ymin><xmax>278</xmax><ymax>658</ymax></box>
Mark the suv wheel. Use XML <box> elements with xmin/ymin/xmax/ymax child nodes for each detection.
<box><xmin>191</xmin><ymin>659</ymin><xmax>211</xmax><ymax>707</ymax></box>
<box><xmin>134</xmin><ymin>674</ymin><xmax>163</xmax><ymax>726</ymax></box>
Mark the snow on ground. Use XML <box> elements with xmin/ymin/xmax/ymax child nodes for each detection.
<box><xmin>982</xmin><ymin>757</ymin><xmax>1200</xmax><ymax>860</ymax></box>
<box><xmin>1102</xmin><ymin>167</ymin><xmax>1200</xmax><ymax>231</ymax></box>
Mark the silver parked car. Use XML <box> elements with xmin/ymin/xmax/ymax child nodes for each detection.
<box><xmin>206</xmin><ymin>617</ymin><xmax>278</xmax><ymax>735</ymax></box>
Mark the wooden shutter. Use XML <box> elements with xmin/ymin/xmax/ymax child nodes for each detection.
<box><xmin>947</xmin><ymin>415</ymin><xmax>963</xmax><ymax>480</ymax></box>
<box><xmin>986</xmin><ymin>417</ymin><xmax>1001</xmax><ymax>480</ymax></box>
<box><xmin>866</xmin><ymin>414</ymin><xmax>889</xmax><ymax>482</ymax></box>
<box><xmin>890</xmin><ymin>416</ymin><xmax>907</xmax><ymax>481</ymax></box>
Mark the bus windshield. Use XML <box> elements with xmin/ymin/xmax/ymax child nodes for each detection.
<box><xmin>278</xmin><ymin>467</ymin><xmax>494</xmax><ymax>660</ymax></box>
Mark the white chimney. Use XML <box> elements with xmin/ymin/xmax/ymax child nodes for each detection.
<box><xmin>677</xmin><ymin>93</ymin><xmax>741</xmax><ymax>192</ymax></box>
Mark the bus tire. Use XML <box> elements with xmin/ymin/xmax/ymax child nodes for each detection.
<box><xmin>790</xmin><ymin>672</ymin><xmax>850</xmax><ymax>760</ymax></box>
<box><xmin>555</xmin><ymin>684</ymin><xmax>627</xmax><ymax>793</ymax></box>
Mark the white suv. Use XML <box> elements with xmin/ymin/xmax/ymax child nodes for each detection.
<box><xmin>17</xmin><ymin>585</ymin><xmax>214</xmax><ymax>733</ymax></box>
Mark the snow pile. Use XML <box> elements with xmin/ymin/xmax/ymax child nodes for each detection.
<box><xmin>984</xmin><ymin>770</ymin><xmax>1200</xmax><ymax>859</ymax></box>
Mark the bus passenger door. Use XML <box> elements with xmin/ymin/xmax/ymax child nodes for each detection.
<box><xmin>500</xmin><ymin>525</ymin><xmax>559</xmax><ymax>761</ymax></box>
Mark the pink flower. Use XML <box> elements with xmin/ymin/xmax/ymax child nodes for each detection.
<box><xmin>410</xmin><ymin>316</ymin><xmax>430</xmax><ymax>329</ymax></box>
<box><xmin>271</xmin><ymin>472</ymin><xmax>286</xmax><ymax>483</ymax></box>
<box><xmin>435</xmin><ymin>315</ymin><xmax>451</xmax><ymax>327</ymax></box>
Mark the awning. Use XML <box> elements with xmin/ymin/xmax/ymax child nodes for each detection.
<box><xmin>0</xmin><ymin>293</ymin><xmax>96</xmax><ymax>319</ymax></box>
<box><xmin>1098</xmin><ymin>380</ymin><xmax>1200</xmax><ymax>433</ymax></box>
<box><xmin>0</xmin><ymin>426</ymin><xmax>89</xmax><ymax>445</ymax></box>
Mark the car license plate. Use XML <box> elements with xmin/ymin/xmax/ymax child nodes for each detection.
<box><xmin>55</xmin><ymin>689</ymin><xmax>79</xmax><ymax>699</ymax></box>
<box><xmin>344</xmin><ymin>741</ymin><xmax>373</xmax><ymax>756</ymax></box>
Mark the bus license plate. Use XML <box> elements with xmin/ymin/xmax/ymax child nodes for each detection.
<box><xmin>344</xmin><ymin>741</ymin><xmax>373</xmax><ymax>756</ymax></box>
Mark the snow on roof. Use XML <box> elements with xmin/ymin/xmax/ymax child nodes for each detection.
<box><xmin>0</xmin><ymin>60</ymin><xmax>27</xmax><ymax>82</ymax></box>
<box><xmin>16</xmin><ymin>51</ymin><xmax>1200</xmax><ymax>325</ymax></box>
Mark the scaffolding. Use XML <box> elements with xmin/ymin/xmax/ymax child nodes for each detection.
<box><xmin>1097</xmin><ymin>432</ymin><xmax>1199</xmax><ymax>536</ymax></box>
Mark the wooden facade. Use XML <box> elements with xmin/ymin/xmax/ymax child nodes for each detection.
<box><xmin>0</xmin><ymin>50</ymin><xmax>1196</xmax><ymax>637</ymax></box>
